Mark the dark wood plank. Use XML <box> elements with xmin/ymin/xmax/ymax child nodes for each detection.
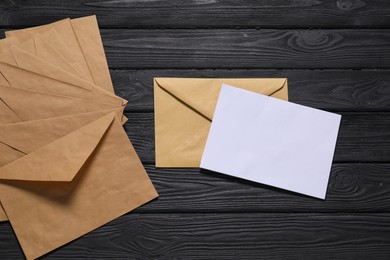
<box><xmin>134</xmin><ymin>163</ymin><xmax>390</xmax><ymax>213</ymax></box>
<box><xmin>2</xmin><ymin>29</ymin><xmax>389</xmax><ymax>69</ymax></box>
<box><xmin>1</xmin><ymin>0</ymin><xmax>390</xmax><ymax>29</ymax></box>
<box><xmin>101</xmin><ymin>29</ymin><xmax>390</xmax><ymax>69</ymax></box>
<box><xmin>113</xmin><ymin>69</ymin><xmax>390</xmax><ymax>112</ymax></box>
<box><xmin>1</xmin><ymin>213</ymin><xmax>390</xmax><ymax>259</ymax></box>
<box><xmin>123</xmin><ymin>112</ymin><xmax>390</xmax><ymax>163</ymax></box>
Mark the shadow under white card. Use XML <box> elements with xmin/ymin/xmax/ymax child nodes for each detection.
<box><xmin>200</xmin><ymin>84</ymin><xmax>341</xmax><ymax>199</ymax></box>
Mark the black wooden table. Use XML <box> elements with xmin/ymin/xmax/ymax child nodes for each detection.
<box><xmin>1</xmin><ymin>1</ymin><xmax>390</xmax><ymax>259</ymax></box>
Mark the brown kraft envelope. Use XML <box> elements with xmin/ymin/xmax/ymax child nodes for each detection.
<box><xmin>5</xmin><ymin>15</ymin><xmax>115</xmax><ymax>94</ymax></box>
<box><xmin>0</xmin><ymin>84</ymin><xmax>125</xmax><ymax>222</ymax></box>
<box><xmin>0</xmin><ymin>111</ymin><xmax>158</xmax><ymax>259</ymax></box>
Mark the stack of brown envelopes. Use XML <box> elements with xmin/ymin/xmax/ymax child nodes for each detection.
<box><xmin>0</xmin><ymin>16</ymin><xmax>158</xmax><ymax>259</ymax></box>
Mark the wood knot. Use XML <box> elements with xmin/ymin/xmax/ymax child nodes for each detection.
<box><xmin>287</xmin><ymin>31</ymin><xmax>343</xmax><ymax>52</ymax></box>
<box><xmin>336</xmin><ymin>0</ymin><xmax>366</xmax><ymax>12</ymax></box>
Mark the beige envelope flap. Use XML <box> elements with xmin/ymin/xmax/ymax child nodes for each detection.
<box><xmin>0</xmin><ymin>110</ymin><xmax>118</xmax><ymax>222</ymax></box>
<box><xmin>0</xmin><ymin>85</ymin><xmax>119</xmax><ymax>121</ymax></box>
<box><xmin>33</xmin><ymin>34</ymin><xmax>81</xmax><ymax>76</ymax></box>
<box><xmin>6</xmin><ymin>33</ymin><xmax>80</xmax><ymax>77</ymax></box>
<box><xmin>0</xmin><ymin>99</ymin><xmax>21</xmax><ymax>124</ymax></box>
<box><xmin>21</xmin><ymin>28</ymin><xmax>87</xmax><ymax>79</ymax></box>
<box><xmin>0</xmin><ymin>110</ymin><xmax>118</xmax><ymax>154</ymax></box>
<box><xmin>6</xmin><ymin>16</ymin><xmax>114</xmax><ymax>94</ymax></box>
<box><xmin>0</xmin><ymin>37</ymin><xmax>19</xmax><ymax>65</ymax></box>
<box><xmin>9</xmin><ymin>46</ymin><xmax>125</xmax><ymax>105</ymax></box>
<box><xmin>0</xmin><ymin>57</ymin><xmax>123</xmax><ymax>106</ymax></box>
<box><xmin>155</xmin><ymin>78</ymin><xmax>288</xmax><ymax>120</ymax></box>
<box><xmin>154</xmin><ymin>78</ymin><xmax>288</xmax><ymax>167</ymax></box>
<box><xmin>71</xmin><ymin>15</ymin><xmax>115</xmax><ymax>94</ymax></box>
<box><xmin>0</xmin><ymin>116</ymin><xmax>158</xmax><ymax>260</ymax></box>
<box><xmin>6</xmin><ymin>18</ymin><xmax>94</xmax><ymax>82</ymax></box>
<box><xmin>10</xmin><ymin>45</ymin><xmax>94</xmax><ymax>90</ymax></box>
<box><xmin>17</xmin><ymin>38</ymin><xmax>36</xmax><ymax>54</ymax></box>
<box><xmin>0</xmin><ymin>112</ymin><xmax>115</xmax><ymax>182</ymax></box>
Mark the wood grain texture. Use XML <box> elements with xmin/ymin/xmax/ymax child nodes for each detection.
<box><xmin>1</xmin><ymin>0</ymin><xmax>390</xmax><ymax>28</ymax></box>
<box><xmin>137</xmin><ymin>164</ymin><xmax>390</xmax><ymax>213</ymax></box>
<box><xmin>1</xmin><ymin>213</ymin><xmax>390</xmax><ymax>259</ymax></box>
<box><xmin>123</xmin><ymin>112</ymin><xmax>390</xmax><ymax>163</ymax></box>
<box><xmin>112</xmin><ymin>69</ymin><xmax>390</xmax><ymax>112</ymax></box>
<box><xmin>101</xmin><ymin>29</ymin><xmax>390</xmax><ymax>69</ymax></box>
<box><xmin>2</xmin><ymin>29</ymin><xmax>390</xmax><ymax>69</ymax></box>
<box><xmin>1</xmin><ymin>2</ymin><xmax>389</xmax><ymax>259</ymax></box>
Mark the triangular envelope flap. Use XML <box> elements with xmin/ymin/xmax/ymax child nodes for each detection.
<box><xmin>0</xmin><ymin>112</ymin><xmax>115</xmax><ymax>182</ymax></box>
<box><xmin>7</xmin><ymin>18</ymin><xmax>95</xmax><ymax>83</ymax></box>
<box><xmin>0</xmin><ymin>60</ymin><xmax>124</xmax><ymax>106</ymax></box>
<box><xmin>10</xmin><ymin>45</ymin><xmax>126</xmax><ymax>105</ymax></box>
<box><xmin>70</xmin><ymin>15</ymin><xmax>115</xmax><ymax>94</ymax></box>
<box><xmin>0</xmin><ymin>85</ymin><xmax>117</xmax><ymax>121</ymax></box>
<box><xmin>33</xmin><ymin>34</ymin><xmax>81</xmax><ymax>77</ymax></box>
<box><xmin>0</xmin><ymin>37</ymin><xmax>19</xmax><ymax>53</ymax></box>
<box><xmin>0</xmin><ymin>99</ymin><xmax>21</xmax><ymax>124</ymax></box>
<box><xmin>155</xmin><ymin>78</ymin><xmax>287</xmax><ymax>120</ymax></box>
<box><xmin>0</xmin><ymin>50</ymin><xmax>16</xmax><ymax>65</ymax></box>
<box><xmin>0</xmin><ymin>110</ymin><xmax>117</xmax><ymax>154</ymax></box>
<box><xmin>18</xmin><ymin>38</ymin><xmax>36</xmax><ymax>54</ymax></box>
<box><xmin>10</xmin><ymin>46</ymin><xmax>94</xmax><ymax>91</ymax></box>
<box><xmin>0</xmin><ymin>38</ymin><xmax>19</xmax><ymax>65</ymax></box>
<box><xmin>0</xmin><ymin>142</ymin><xmax>25</xmax><ymax>167</ymax></box>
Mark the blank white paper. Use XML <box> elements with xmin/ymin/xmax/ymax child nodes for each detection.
<box><xmin>200</xmin><ymin>84</ymin><xmax>341</xmax><ymax>199</ymax></box>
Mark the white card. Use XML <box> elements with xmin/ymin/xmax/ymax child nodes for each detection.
<box><xmin>200</xmin><ymin>84</ymin><xmax>341</xmax><ymax>199</ymax></box>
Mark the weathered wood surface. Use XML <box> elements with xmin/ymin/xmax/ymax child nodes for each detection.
<box><xmin>1</xmin><ymin>1</ymin><xmax>390</xmax><ymax>259</ymax></box>
<box><xmin>137</xmin><ymin>164</ymin><xmax>390</xmax><ymax>213</ymax></box>
<box><xmin>123</xmin><ymin>112</ymin><xmax>390</xmax><ymax>163</ymax></box>
<box><xmin>112</xmin><ymin>69</ymin><xmax>390</xmax><ymax>112</ymax></box>
<box><xmin>100</xmin><ymin>29</ymin><xmax>390</xmax><ymax>69</ymax></box>
<box><xmin>1</xmin><ymin>213</ymin><xmax>390</xmax><ymax>259</ymax></box>
<box><xmin>1</xmin><ymin>0</ymin><xmax>390</xmax><ymax>29</ymax></box>
<box><xmin>1</xmin><ymin>29</ymin><xmax>389</xmax><ymax>69</ymax></box>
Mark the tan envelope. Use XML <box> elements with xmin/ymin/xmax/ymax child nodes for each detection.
<box><xmin>0</xmin><ymin>99</ymin><xmax>21</xmax><ymax>124</ymax></box>
<box><xmin>0</xmin><ymin>34</ymin><xmax>80</xmax><ymax>77</ymax></box>
<box><xmin>154</xmin><ymin>78</ymin><xmax>289</xmax><ymax>167</ymax></box>
<box><xmin>0</xmin><ymin>85</ymin><xmax>123</xmax><ymax>121</ymax></box>
<box><xmin>6</xmin><ymin>15</ymin><xmax>114</xmax><ymax>94</ymax></box>
<box><xmin>0</xmin><ymin>42</ymin><xmax>128</xmax><ymax>123</ymax></box>
<box><xmin>22</xmin><ymin>33</ymin><xmax>82</xmax><ymax>77</ymax></box>
<box><xmin>0</xmin><ymin>37</ymin><xmax>20</xmax><ymax>65</ymax></box>
<box><xmin>0</xmin><ymin>46</ymin><xmax>124</xmax><ymax>106</ymax></box>
<box><xmin>0</xmin><ymin>85</ymin><xmax>125</xmax><ymax>222</ymax></box>
<box><xmin>6</xmin><ymin>18</ymin><xmax>93</xmax><ymax>83</ymax></box>
<box><xmin>0</xmin><ymin>111</ymin><xmax>158</xmax><ymax>259</ymax></box>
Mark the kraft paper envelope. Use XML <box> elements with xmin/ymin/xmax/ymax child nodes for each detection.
<box><xmin>0</xmin><ymin>111</ymin><xmax>158</xmax><ymax>259</ymax></box>
<box><xmin>0</xmin><ymin>99</ymin><xmax>21</xmax><ymax>124</ymax></box>
<box><xmin>0</xmin><ymin>46</ymin><xmax>124</xmax><ymax>106</ymax></box>
<box><xmin>0</xmin><ymin>33</ymin><xmax>82</xmax><ymax>77</ymax></box>
<box><xmin>154</xmin><ymin>78</ymin><xmax>288</xmax><ymax>167</ymax></box>
<box><xmin>0</xmin><ymin>85</ymin><xmax>123</xmax><ymax>121</ymax></box>
<box><xmin>6</xmin><ymin>18</ymin><xmax>93</xmax><ymax>83</ymax></box>
<box><xmin>18</xmin><ymin>33</ymin><xmax>82</xmax><ymax>77</ymax></box>
<box><xmin>201</xmin><ymin>85</ymin><xmax>341</xmax><ymax>199</ymax></box>
<box><xmin>8</xmin><ymin>29</ymin><xmax>88</xmax><ymax>80</ymax></box>
<box><xmin>0</xmin><ymin>37</ymin><xmax>20</xmax><ymax>65</ymax></box>
<box><xmin>0</xmin><ymin>41</ymin><xmax>128</xmax><ymax>123</ymax></box>
<box><xmin>6</xmin><ymin>15</ymin><xmax>115</xmax><ymax>94</ymax></box>
<box><xmin>0</xmin><ymin>85</ymin><xmax>124</xmax><ymax>222</ymax></box>
<box><xmin>0</xmin><ymin>48</ymin><xmax>128</xmax><ymax>123</ymax></box>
